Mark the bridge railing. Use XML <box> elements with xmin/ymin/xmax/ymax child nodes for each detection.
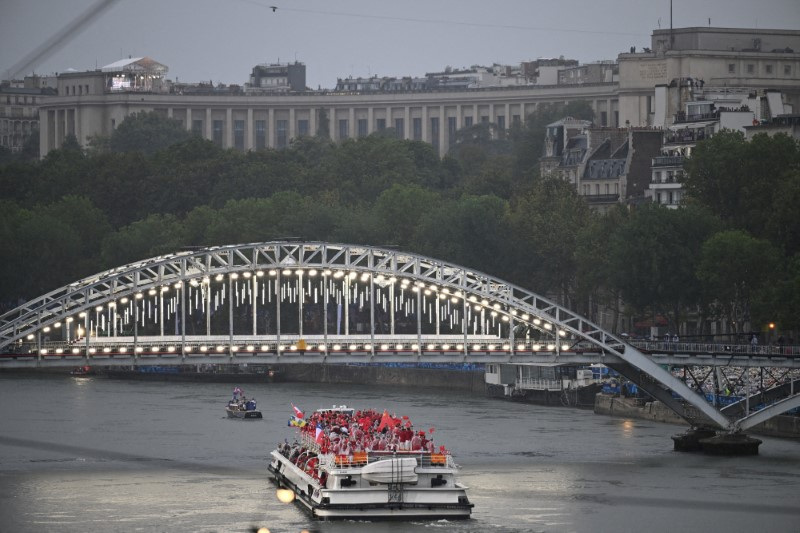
<box><xmin>515</xmin><ymin>377</ymin><xmax>563</xmax><ymax>391</ymax></box>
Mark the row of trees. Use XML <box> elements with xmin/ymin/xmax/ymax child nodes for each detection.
<box><xmin>1</xmin><ymin>109</ymin><xmax>799</xmax><ymax>336</ymax></box>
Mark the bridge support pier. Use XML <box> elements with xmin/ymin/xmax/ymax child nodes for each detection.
<box><xmin>672</xmin><ymin>427</ymin><xmax>762</xmax><ymax>455</ymax></box>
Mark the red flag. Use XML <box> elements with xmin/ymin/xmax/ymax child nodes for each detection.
<box><xmin>377</xmin><ymin>410</ymin><xmax>392</xmax><ymax>432</ymax></box>
<box><xmin>292</xmin><ymin>403</ymin><xmax>304</xmax><ymax>419</ymax></box>
<box><xmin>429</xmin><ymin>427</ymin><xmax>435</xmax><ymax>434</ymax></box>
<box><xmin>315</xmin><ymin>423</ymin><xmax>324</xmax><ymax>444</ymax></box>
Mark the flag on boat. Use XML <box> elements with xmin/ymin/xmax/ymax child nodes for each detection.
<box><xmin>291</xmin><ymin>403</ymin><xmax>305</xmax><ymax>419</ymax></box>
<box><xmin>315</xmin><ymin>423</ymin><xmax>325</xmax><ymax>444</ymax></box>
<box><xmin>288</xmin><ymin>416</ymin><xmax>307</xmax><ymax>428</ymax></box>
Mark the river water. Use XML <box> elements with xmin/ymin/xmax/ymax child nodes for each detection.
<box><xmin>0</xmin><ymin>374</ymin><xmax>798</xmax><ymax>533</ymax></box>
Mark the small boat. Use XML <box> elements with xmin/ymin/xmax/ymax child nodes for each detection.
<box><xmin>268</xmin><ymin>405</ymin><xmax>472</xmax><ymax>520</ymax></box>
<box><xmin>70</xmin><ymin>365</ymin><xmax>96</xmax><ymax>377</ymax></box>
<box><xmin>225</xmin><ymin>387</ymin><xmax>262</xmax><ymax>419</ymax></box>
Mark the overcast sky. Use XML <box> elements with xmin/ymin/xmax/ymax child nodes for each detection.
<box><xmin>2</xmin><ymin>0</ymin><xmax>799</xmax><ymax>89</ymax></box>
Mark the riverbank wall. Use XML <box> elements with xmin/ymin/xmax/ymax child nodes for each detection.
<box><xmin>594</xmin><ymin>394</ymin><xmax>800</xmax><ymax>439</ymax></box>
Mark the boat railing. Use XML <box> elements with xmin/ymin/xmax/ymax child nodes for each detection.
<box><xmin>323</xmin><ymin>449</ymin><xmax>454</xmax><ymax>469</ymax></box>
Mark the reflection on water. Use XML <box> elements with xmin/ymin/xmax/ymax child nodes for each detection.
<box><xmin>0</xmin><ymin>374</ymin><xmax>798</xmax><ymax>532</ymax></box>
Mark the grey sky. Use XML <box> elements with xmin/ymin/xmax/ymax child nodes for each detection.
<box><xmin>2</xmin><ymin>0</ymin><xmax>799</xmax><ymax>89</ymax></box>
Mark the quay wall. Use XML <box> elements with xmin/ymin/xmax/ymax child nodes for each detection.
<box><xmin>594</xmin><ymin>394</ymin><xmax>800</xmax><ymax>439</ymax></box>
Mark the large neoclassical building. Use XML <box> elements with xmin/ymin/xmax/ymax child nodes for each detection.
<box><xmin>36</xmin><ymin>27</ymin><xmax>800</xmax><ymax>158</ymax></box>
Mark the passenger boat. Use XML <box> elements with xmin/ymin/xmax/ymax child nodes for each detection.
<box><xmin>70</xmin><ymin>365</ymin><xmax>96</xmax><ymax>377</ymax></box>
<box><xmin>225</xmin><ymin>387</ymin><xmax>262</xmax><ymax>419</ymax></box>
<box><xmin>268</xmin><ymin>405</ymin><xmax>473</xmax><ymax>520</ymax></box>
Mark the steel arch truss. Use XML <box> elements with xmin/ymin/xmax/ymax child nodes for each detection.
<box><xmin>0</xmin><ymin>241</ymin><xmax>756</xmax><ymax>431</ymax></box>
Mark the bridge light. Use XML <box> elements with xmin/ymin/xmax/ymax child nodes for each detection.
<box><xmin>438</xmin><ymin>293</ymin><xmax>447</xmax><ymax>300</ymax></box>
<box><xmin>72</xmin><ymin>348</ymin><xmax>80</xmax><ymax>354</ymax></box>
<box><xmin>429</xmin><ymin>284</ymin><xmax>438</xmax><ymax>290</ymax></box>
<box><xmin>411</xmin><ymin>344</ymin><xmax>418</xmax><ymax>350</ymax></box>
<box><xmin>256</xmin><ymin>270</ymin><xmax>264</xmax><ymax>277</ymax></box>
<box><xmin>323</xmin><ymin>269</ymin><xmax>332</xmax><ymax>276</ymax></box>
<box><xmin>215</xmin><ymin>274</ymin><xmax>224</xmax><ymax>282</ymax></box>
<box><xmin>173</xmin><ymin>282</ymin><xmax>182</xmax><ymax>289</ymax></box>
<box><xmin>289</xmin><ymin>345</ymin><xmax>297</xmax><ymax>351</ymax></box>
<box><xmin>364</xmin><ymin>344</ymin><xmax>372</xmax><ymax>350</ymax></box>
<box><xmin>295</xmin><ymin>270</ymin><xmax>303</xmax><ymax>277</ymax></box>
<box><xmin>532</xmin><ymin>318</ymin><xmax>540</xmax><ymax>325</ymax></box>
<box><xmin>269</xmin><ymin>270</ymin><xmax>277</xmax><ymax>276</ymax></box>
<box><xmin>160</xmin><ymin>286</ymin><xmax>169</xmax><ymax>292</ymax></box>
<box><xmin>202</xmin><ymin>277</ymin><xmax>210</xmax><ymax>285</ymax></box>
<box><xmin>261</xmin><ymin>345</ymin><xmax>269</xmax><ymax>352</ymax></box>
<box><xmin>454</xmin><ymin>290</ymin><xmax>463</xmax><ymax>297</ymax></box>
<box><xmin>412</xmin><ymin>287</ymin><xmax>420</xmax><ymax>293</ymax></box>
<box><xmin>561</xmin><ymin>344</ymin><xmax>570</xmax><ymax>351</ymax></box>
<box><xmin>200</xmin><ymin>345</ymin><xmax>208</xmax><ymax>352</ymax></box>
<box><xmin>361</xmin><ymin>273</ymin><xmax>370</xmax><ymax>282</ymax></box>
<box><xmin>474</xmin><ymin>305</ymin><xmax>481</xmax><ymax>311</ymax></box>
<box><xmin>56</xmin><ymin>348</ymin><xmax>63</xmax><ymax>354</ymax></box>
<box><xmin>89</xmin><ymin>348</ymin><xmax>96</xmax><ymax>354</ymax></box>
<box><xmin>135</xmin><ymin>347</ymin><xmax>144</xmax><ymax>353</ymax></box>
<box><xmin>427</xmin><ymin>344</ymin><xmax>435</xmax><ymax>350</ymax></box>
<box><xmin>120</xmin><ymin>297</ymin><xmax>129</xmax><ymax>304</ymax></box>
<box><xmin>216</xmin><ymin>345</ymin><xmax>225</xmax><ymax>352</ymax></box>
<box><xmin>349</xmin><ymin>344</ymin><xmax>357</xmax><ymax>351</ymax></box>
<box><xmin>43</xmin><ymin>326</ymin><xmax>51</xmax><ymax>333</ymax></box>
<box><xmin>493</xmin><ymin>303</ymin><xmax>501</xmax><ymax>310</ymax></box>
<box><xmin>40</xmin><ymin>349</ymin><xmax>47</xmax><ymax>355</ymax></box>
<box><xmin>532</xmin><ymin>344</ymin><xmax>541</xmax><ymax>351</ymax></box>
<box><xmin>167</xmin><ymin>346</ymin><xmax>176</xmax><ymax>353</ymax></box>
<box><xmin>469</xmin><ymin>295</ymin><xmax>477</xmax><ymax>302</ymax></box>
<box><xmin>502</xmin><ymin>344</ymin><xmax>510</xmax><ymax>350</ymax></box>
<box><xmin>95</xmin><ymin>305</ymin><xmax>103</xmax><ymax>311</ymax></box>
<box><xmin>309</xmin><ymin>269</ymin><xmax>318</xmax><ymax>277</ymax></box>
<box><xmin>332</xmin><ymin>344</ymin><xmax>341</xmax><ymax>350</ymax></box>
<box><xmin>517</xmin><ymin>344</ymin><xmax>526</xmax><ymax>350</ymax></box>
<box><xmin>442</xmin><ymin>344</ymin><xmax>450</xmax><ymax>350</ymax></box>
<box><xmin>151</xmin><ymin>346</ymin><xmax>160</xmax><ymax>352</ymax></box>
<box><xmin>396</xmin><ymin>344</ymin><xmax>404</xmax><ymax>350</ymax></box>
<box><xmin>333</xmin><ymin>271</ymin><xmax>344</xmax><ymax>279</ymax></box>
<box><xmin>511</xmin><ymin>310</ymin><xmax>517</xmax><ymax>316</ymax></box>
<box><xmin>501</xmin><ymin>316</ymin><xmax>509</xmax><ymax>322</ymax></box>
<box><xmin>522</xmin><ymin>313</ymin><xmax>529</xmax><ymax>320</ymax></box>
<box><xmin>66</xmin><ymin>317</ymin><xmax>74</xmax><ymax>323</ymax></box>
<box><xmin>189</xmin><ymin>280</ymin><xmax>199</xmax><ymax>287</ymax></box>
<box><xmin>547</xmin><ymin>344</ymin><xmax>556</xmax><ymax>351</ymax></box>
<box><xmin>490</xmin><ymin>311</ymin><xmax>498</xmax><ymax>317</ymax></box>
<box><xmin>381</xmin><ymin>344</ymin><xmax>389</xmax><ymax>351</ymax></box>
<box><xmin>488</xmin><ymin>344</ymin><xmax>496</xmax><ymax>351</ymax></box>
<box><xmin>544</xmin><ymin>323</ymin><xmax>553</xmax><ymax>330</ymax></box>
<box><xmin>416</xmin><ymin>281</ymin><xmax>426</xmax><ymax>288</ymax></box>
<box><xmin>481</xmin><ymin>299</ymin><xmax>489</xmax><ymax>305</ymax></box>
<box><xmin>231</xmin><ymin>346</ymin><xmax>239</xmax><ymax>352</ymax></box>
<box><xmin>230</xmin><ymin>273</ymin><xmax>239</xmax><ymax>280</ymax></box>
<box><xmin>456</xmin><ymin>344</ymin><xmax>464</xmax><ymax>350</ymax></box>
<box><xmin>26</xmin><ymin>333</ymin><xmax>34</xmax><ymax>340</ymax></box>
<box><xmin>246</xmin><ymin>345</ymin><xmax>254</xmax><ymax>352</ymax></box>
<box><xmin>148</xmin><ymin>288</ymin><xmax>157</xmax><ymax>295</ymax></box>
<box><xmin>135</xmin><ymin>292</ymin><xmax>144</xmax><ymax>299</ymax></box>
<box><xmin>103</xmin><ymin>347</ymin><xmax>111</xmax><ymax>353</ymax></box>
<box><xmin>559</xmin><ymin>330</ymin><xmax>567</xmax><ymax>337</ymax></box>
<box><xmin>349</xmin><ymin>272</ymin><xmax>357</xmax><ymax>279</ymax></box>
<box><xmin>442</xmin><ymin>287</ymin><xmax>450</xmax><ymax>294</ymax></box>
<box><xmin>451</xmin><ymin>297</ymin><xmax>458</xmax><ymax>303</ymax></box>
<box><xmin>108</xmin><ymin>302</ymin><xmax>116</xmax><ymax>309</ymax></box>
<box><xmin>243</xmin><ymin>272</ymin><xmax>252</xmax><ymax>279</ymax></box>
<box><xmin>424</xmin><ymin>289</ymin><xmax>432</xmax><ymax>296</ymax></box>
<box><xmin>389</xmin><ymin>276</ymin><xmax>397</xmax><ymax>283</ymax></box>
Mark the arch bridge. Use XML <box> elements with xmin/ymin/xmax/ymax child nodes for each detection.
<box><xmin>2</xmin><ymin>242</ymin><xmax>799</xmax><ymax>435</ymax></box>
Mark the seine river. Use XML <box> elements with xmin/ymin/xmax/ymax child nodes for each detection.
<box><xmin>0</xmin><ymin>373</ymin><xmax>798</xmax><ymax>533</ymax></box>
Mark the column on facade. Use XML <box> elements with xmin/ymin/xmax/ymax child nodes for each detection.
<box><xmin>309</xmin><ymin>107</ymin><xmax>317</xmax><ymax>136</ymax></box>
<box><xmin>349</xmin><ymin>107</ymin><xmax>355</xmax><ymax>138</ymax></box>
<box><xmin>73</xmin><ymin>106</ymin><xmax>81</xmax><ymax>146</ymax></box>
<box><xmin>386</xmin><ymin>106</ymin><xmax>392</xmax><ymax>132</ymax></box>
<box><xmin>367</xmin><ymin>107</ymin><xmax>374</xmax><ymax>135</ymax></box>
<box><xmin>504</xmin><ymin>103</ymin><xmax>510</xmax><ymax>130</ymax></box>
<box><xmin>421</xmin><ymin>105</ymin><xmax>428</xmax><ymax>142</ymax></box>
<box><xmin>404</xmin><ymin>106</ymin><xmax>411</xmax><ymax>139</ymax></box>
<box><xmin>246</xmin><ymin>108</ymin><xmax>254</xmax><ymax>150</ymax></box>
<box><xmin>185</xmin><ymin>108</ymin><xmax>192</xmax><ymax>131</ymax></box>
<box><xmin>268</xmin><ymin>108</ymin><xmax>275</xmax><ymax>148</ymax></box>
<box><xmin>167</xmin><ymin>108</ymin><xmax>173</xmax><ymax>118</ymax></box>
<box><xmin>456</xmin><ymin>104</ymin><xmax>462</xmax><ymax>130</ymax></box>
<box><xmin>606</xmin><ymin>98</ymin><xmax>613</xmax><ymax>126</ymax></box>
<box><xmin>329</xmin><ymin>107</ymin><xmax>336</xmax><ymax>140</ymax></box>
<box><xmin>289</xmin><ymin>108</ymin><xmax>296</xmax><ymax>140</ymax></box>
<box><xmin>225</xmin><ymin>108</ymin><xmax>233</xmax><ymax>148</ymax></box>
<box><xmin>439</xmin><ymin>105</ymin><xmax>445</xmax><ymax>153</ymax></box>
<box><xmin>205</xmin><ymin>108</ymin><xmax>212</xmax><ymax>140</ymax></box>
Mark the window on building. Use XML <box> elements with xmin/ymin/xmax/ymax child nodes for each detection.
<box><xmin>430</xmin><ymin>117</ymin><xmax>440</xmax><ymax>150</ymax></box>
<box><xmin>298</xmin><ymin>119</ymin><xmax>309</xmax><ymax>137</ymax></box>
<box><xmin>395</xmin><ymin>118</ymin><xmax>404</xmax><ymax>138</ymax></box>
<box><xmin>357</xmin><ymin>118</ymin><xmax>368</xmax><ymax>138</ymax></box>
<box><xmin>277</xmin><ymin>119</ymin><xmax>288</xmax><ymax>148</ymax></box>
<box><xmin>412</xmin><ymin>117</ymin><xmax>422</xmax><ymax>140</ymax></box>
<box><xmin>654</xmin><ymin>171</ymin><xmax>661</xmax><ymax>183</ymax></box>
<box><xmin>614</xmin><ymin>183</ymin><xmax>618</xmax><ymax>194</ymax></box>
<box><xmin>746</xmin><ymin>64</ymin><xmax>754</xmax><ymax>74</ymax></box>
<box><xmin>765</xmin><ymin>64</ymin><xmax>773</xmax><ymax>75</ymax></box>
<box><xmin>234</xmin><ymin>119</ymin><xmax>245</xmax><ymax>150</ymax></box>
<box><xmin>600</xmin><ymin>111</ymin><xmax>608</xmax><ymax>126</ymax></box>
<box><xmin>255</xmin><ymin>120</ymin><xmax>266</xmax><ymax>149</ymax></box>
<box><xmin>605</xmin><ymin>183</ymin><xmax>609</xmax><ymax>195</ymax></box>
<box><xmin>656</xmin><ymin>192</ymin><xmax>662</xmax><ymax>204</ymax></box>
<box><xmin>376</xmin><ymin>118</ymin><xmax>386</xmax><ymax>131</ymax></box>
<box><xmin>594</xmin><ymin>184</ymin><xmax>599</xmax><ymax>195</ymax></box>
<box><xmin>338</xmin><ymin>119</ymin><xmax>349</xmax><ymax>139</ymax></box>
<box><xmin>480</xmin><ymin>116</ymin><xmax>489</xmax><ymax>124</ymax></box>
<box><xmin>497</xmin><ymin>115</ymin><xmax>505</xmax><ymax>130</ymax></box>
<box><xmin>785</xmin><ymin>65</ymin><xmax>792</xmax><ymax>76</ymax></box>
<box><xmin>111</xmin><ymin>118</ymin><xmax>116</xmax><ymax>129</ymax></box>
<box><xmin>728</xmin><ymin>63</ymin><xmax>736</xmax><ymax>74</ymax></box>
<box><xmin>668</xmin><ymin>191</ymin><xmax>674</xmax><ymax>204</ymax></box>
<box><xmin>447</xmin><ymin>116</ymin><xmax>457</xmax><ymax>143</ymax></box>
<box><xmin>213</xmin><ymin>120</ymin><xmax>224</xmax><ymax>146</ymax></box>
<box><xmin>192</xmin><ymin>119</ymin><xmax>203</xmax><ymax>135</ymax></box>
<box><xmin>464</xmin><ymin>116</ymin><xmax>473</xmax><ymax>128</ymax></box>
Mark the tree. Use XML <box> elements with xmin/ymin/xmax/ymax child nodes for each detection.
<box><xmin>696</xmin><ymin>230</ymin><xmax>781</xmax><ymax>334</ymax></box>
<box><xmin>107</xmin><ymin>111</ymin><xmax>193</xmax><ymax>155</ymax></box>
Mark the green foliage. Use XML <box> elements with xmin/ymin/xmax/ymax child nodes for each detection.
<box><xmin>108</xmin><ymin>110</ymin><xmax>193</xmax><ymax>155</ymax></box>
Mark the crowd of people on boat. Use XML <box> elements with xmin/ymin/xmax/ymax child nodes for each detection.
<box><xmin>298</xmin><ymin>408</ymin><xmax>444</xmax><ymax>456</ymax></box>
<box><xmin>228</xmin><ymin>387</ymin><xmax>258</xmax><ymax>411</ymax></box>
